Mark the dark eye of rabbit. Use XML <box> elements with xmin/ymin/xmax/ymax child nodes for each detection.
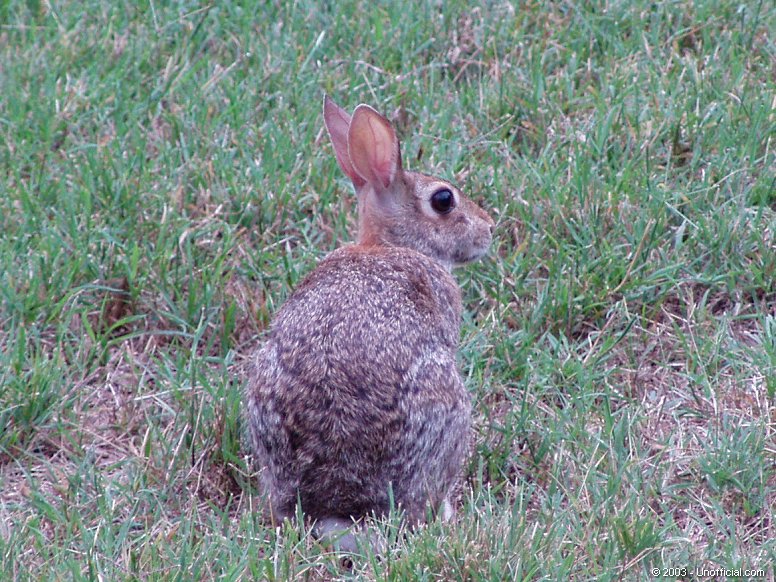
<box><xmin>430</xmin><ymin>189</ymin><xmax>455</xmax><ymax>214</ymax></box>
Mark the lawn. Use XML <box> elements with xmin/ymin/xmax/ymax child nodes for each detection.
<box><xmin>1</xmin><ymin>0</ymin><xmax>774</xmax><ymax>579</ymax></box>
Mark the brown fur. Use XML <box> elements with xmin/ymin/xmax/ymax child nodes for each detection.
<box><xmin>245</xmin><ymin>98</ymin><xmax>493</xmax><ymax>550</ymax></box>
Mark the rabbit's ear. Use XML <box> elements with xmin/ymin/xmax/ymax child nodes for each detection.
<box><xmin>348</xmin><ymin>104</ymin><xmax>403</xmax><ymax>190</ymax></box>
<box><xmin>323</xmin><ymin>96</ymin><xmax>366</xmax><ymax>189</ymax></box>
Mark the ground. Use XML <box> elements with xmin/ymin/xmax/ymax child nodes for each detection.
<box><xmin>1</xmin><ymin>0</ymin><xmax>774</xmax><ymax>579</ymax></box>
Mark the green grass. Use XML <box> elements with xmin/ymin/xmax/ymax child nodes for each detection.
<box><xmin>1</xmin><ymin>0</ymin><xmax>774</xmax><ymax>579</ymax></box>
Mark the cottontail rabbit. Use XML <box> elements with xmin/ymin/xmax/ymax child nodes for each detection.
<box><xmin>245</xmin><ymin>97</ymin><xmax>494</xmax><ymax>552</ymax></box>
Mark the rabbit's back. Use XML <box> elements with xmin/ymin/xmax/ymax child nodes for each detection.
<box><xmin>247</xmin><ymin>245</ymin><xmax>471</xmax><ymax>523</ymax></box>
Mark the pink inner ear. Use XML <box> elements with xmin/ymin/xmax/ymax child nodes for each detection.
<box><xmin>348</xmin><ymin>105</ymin><xmax>401</xmax><ymax>190</ymax></box>
<box><xmin>370</xmin><ymin>120</ymin><xmax>394</xmax><ymax>187</ymax></box>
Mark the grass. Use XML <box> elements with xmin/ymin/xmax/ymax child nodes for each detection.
<box><xmin>1</xmin><ymin>0</ymin><xmax>774</xmax><ymax>579</ymax></box>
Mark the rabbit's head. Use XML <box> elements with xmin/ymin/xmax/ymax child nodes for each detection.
<box><xmin>323</xmin><ymin>97</ymin><xmax>494</xmax><ymax>270</ymax></box>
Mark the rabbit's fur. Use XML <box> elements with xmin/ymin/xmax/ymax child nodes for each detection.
<box><xmin>245</xmin><ymin>97</ymin><xmax>493</xmax><ymax>551</ymax></box>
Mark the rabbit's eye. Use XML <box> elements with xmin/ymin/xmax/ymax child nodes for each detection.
<box><xmin>430</xmin><ymin>189</ymin><xmax>455</xmax><ymax>214</ymax></box>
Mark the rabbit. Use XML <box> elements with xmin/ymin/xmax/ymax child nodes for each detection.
<box><xmin>245</xmin><ymin>96</ymin><xmax>494</xmax><ymax>553</ymax></box>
